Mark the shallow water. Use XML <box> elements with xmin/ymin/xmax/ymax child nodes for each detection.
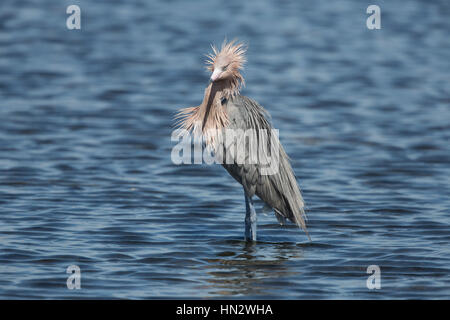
<box><xmin>0</xmin><ymin>0</ymin><xmax>449</xmax><ymax>299</ymax></box>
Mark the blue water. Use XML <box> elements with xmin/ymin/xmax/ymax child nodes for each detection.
<box><xmin>0</xmin><ymin>0</ymin><xmax>449</xmax><ymax>299</ymax></box>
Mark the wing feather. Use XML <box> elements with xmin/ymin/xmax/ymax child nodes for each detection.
<box><xmin>220</xmin><ymin>95</ymin><xmax>309</xmax><ymax>237</ymax></box>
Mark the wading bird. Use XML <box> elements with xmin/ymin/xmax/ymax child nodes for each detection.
<box><xmin>176</xmin><ymin>40</ymin><xmax>309</xmax><ymax>241</ymax></box>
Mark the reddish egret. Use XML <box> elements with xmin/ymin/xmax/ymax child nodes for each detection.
<box><xmin>176</xmin><ymin>40</ymin><xmax>309</xmax><ymax>241</ymax></box>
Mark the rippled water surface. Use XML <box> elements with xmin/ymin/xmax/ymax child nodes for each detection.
<box><xmin>0</xmin><ymin>0</ymin><xmax>449</xmax><ymax>299</ymax></box>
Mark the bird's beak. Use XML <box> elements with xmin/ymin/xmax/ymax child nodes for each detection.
<box><xmin>210</xmin><ymin>69</ymin><xmax>222</xmax><ymax>82</ymax></box>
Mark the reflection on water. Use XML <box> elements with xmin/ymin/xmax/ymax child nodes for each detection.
<box><xmin>203</xmin><ymin>241</ymin><xmax>304</xmax><ymax>296</ymax></box>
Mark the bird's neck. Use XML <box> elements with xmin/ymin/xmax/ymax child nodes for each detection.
<box><xmin>198</xmin><ymin>78</ymin><xmax>239</xmax><ymax>134</ymax></box>
<box><xmin>177</xmin><ymin>77</ymin><xmax>241</xmax><ymax>146</ymax></box>
<box><xmin>202</xmin><ymin>78</ymin><xmax>239</xmax><ymax>105</ymax></box>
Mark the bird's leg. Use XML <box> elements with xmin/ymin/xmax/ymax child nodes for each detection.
<box><xmin>244</xmin><ymin>192</ymin><xmax>257</xmax><ymax>241</ymax></box>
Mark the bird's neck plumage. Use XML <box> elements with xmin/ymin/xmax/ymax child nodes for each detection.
<box><xmin>177</xmin><ymin>77</ymin><xmax>242</xmax><ymax>145</ymax></box>
<box><xmin>199</xmin><ymin>78</ymin><xmax>239</xmax><ymax>130</ymax></box>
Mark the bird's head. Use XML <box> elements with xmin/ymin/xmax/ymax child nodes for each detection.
<box><xmin>206</xmin><ymin>39</ymin><xmax>246</xmax><ymax>86</ymax></box>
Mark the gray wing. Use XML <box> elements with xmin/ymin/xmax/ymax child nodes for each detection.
<box><xmin>220</xmin><ymin>95</ymin><xmax>308</xmax><ymax>235</ymax></box>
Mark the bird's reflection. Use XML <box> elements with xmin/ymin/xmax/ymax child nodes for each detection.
<box><xmin>202</xmin><ymin>240</ymin><xmax>305</xmax><ymax>296</ymax></box>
